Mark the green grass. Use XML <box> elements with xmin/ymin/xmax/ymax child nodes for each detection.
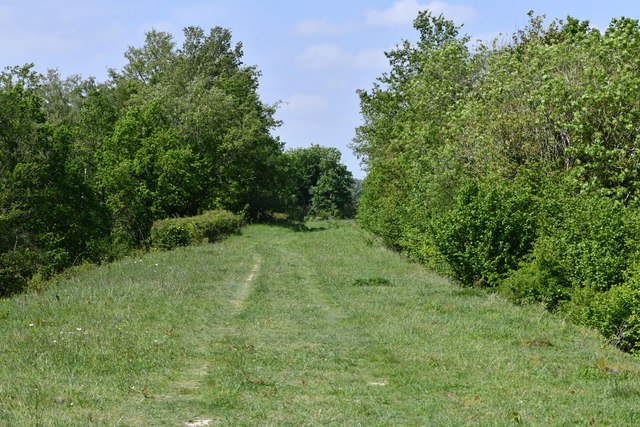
<box><xmin>1</xmin><ymin>220</ymin><xmax>640</xmax><ymax>425</ymax></box>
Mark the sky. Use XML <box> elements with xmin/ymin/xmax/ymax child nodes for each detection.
<box><xmin>2</xmin><ymin>1</ymin><xmax>640</xmax><ymax>179</ymax></box>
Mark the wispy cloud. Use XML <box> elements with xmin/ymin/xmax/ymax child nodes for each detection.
<box><xmin>294</xmin><ymin>19</ymin><xmax>357</xmax><ymax>36</ymax></box>
<box><xmin>281</xmin><ymin>93</ymin><xmax>331</xmax><ymax>114</ymax></box>
<box><xmin>0</xmin><ymin>2</ymin><xmax>120</xmax><ymax>59</ymax></box>
<box><xmin>95</xmin><ymin>22</ymin><xmax>127</xmax><ymax>43</ymax></box>
<box><xmin>427</xmin><ymin>1</ymin><xmax>478</xmax><ymax>23</ymax></box>
<box><xmin>367</xmin><ymin>0</ymin><xmax>477</xmax><ymax>27</ymax></box>
<box><xmin>297</xmin><ymin>43</ymin><xmax>350</xmax><ymax>69</ymax></box>
<box><xmin>297</xmin><ymin>44</ymin><xmax>386</xmax><ymax>70</ymax></box>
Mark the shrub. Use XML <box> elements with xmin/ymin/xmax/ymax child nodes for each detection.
<box><xmin>150</xmin><ymin>210</ymin><xmax>242</xmax><ymax>250</ymax></box>
<box><xmin>194</xmin><ymin>210</ymin><xmax>243</xmax><ymax>242</ymax></box>
<box><xmin>0</xmin><ymin>249</ymin><xmax>41</xmax><ymax>296</ymax></box>
<box><xmin>500</xmin><ymin>190</ymin><xmax>640</xmax><ymax>352</ymax></box>
<box><xmin>430</xmin><ymin>179</ymin><xmax>538</xmax><ymax>287</ymax></box>
<box><xmin>150</xmin><ymin>218</ymin><xmax>196</xmax><ymax>250</ymax></box>
<box><xmin>564</xmin><ymin>275</ymin><xmax>640</xmax><ymax>354</ymax></box>
<box><xmin>539</xmin><ymin>192</ymin><xmax>634</xmax><ymax>292</ymax></box>
<box><xmin>504</xmin><ymin>191</ymin><xmax>639</xmax><ymax>307</ymax></box>
<box><xmin>500</xmin><ymin>237</ymin><xmax>571</xmax><ymax>309</ymax></box>
<box><xmin>0</xmin><ymin>241</ymin><xmax>71</xmax><ymax>297</ymax></box>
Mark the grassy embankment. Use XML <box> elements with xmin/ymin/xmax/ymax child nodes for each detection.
<box><xmin>1</xmin><ymin>221</ymin><xmax>640</xmax><ymax>425</ymax></box>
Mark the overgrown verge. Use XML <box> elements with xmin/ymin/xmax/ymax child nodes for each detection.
<box><xmin>150</xmin><ymin>209</ymin><xmax>243</xmax><ymax>250</ymax></box>
<box><xmin>354</xmin><ymin>11</ymin><xmax>640</xmax><ymax>353</ymax></box>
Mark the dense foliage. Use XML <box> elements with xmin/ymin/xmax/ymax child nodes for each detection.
<box><xmin>150</xmin><ymin>209</ymin><xmax>242</xmax><ymax>250</ymax></box>
<box><xmin>283</xmin><ymin>145</ymin><xmax>355</xmax><ymax>219</ymax></box>
<box><xmin>0</xmin><ymin>26</ymin><xmax>353</xmax><ymax>295</ymax></box>
<box><xmin>354</xmin><ymin>11</ymin><xmax>640</xmax><ymax>353</ymax></box>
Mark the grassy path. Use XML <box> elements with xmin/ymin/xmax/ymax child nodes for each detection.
<box><xmin>1</xmin><ymin>221</ymin><xmax>640</xmax><ymax>425</ymax></box>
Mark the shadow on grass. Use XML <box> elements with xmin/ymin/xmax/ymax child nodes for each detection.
<box><xmin>261</xmin><ymin>218</ymin><xmax>327</xmax><ymax>233</ymax></box>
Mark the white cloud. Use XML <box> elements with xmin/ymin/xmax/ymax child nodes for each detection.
<box><xmin>367</xmin><ymin>0</ymin><xmax>477</xmax><ymax>27</ymax></box>
<box><xmin>367</xmin><ymin>0</ymin><xmax>423</xmax><ymax>26</ymax></box>
<box><xmin>281</xmin><ymin>93</ymin><xmax>331</xmax><ymax>113</ymax></box>
<box><xmin>297</xmin><ymin>43</ymin><xmax>350</xmax><ymax>69</ymax></box>
<box><xmin>297</xmin><ymin>44</ymin><xmax>387</xmax><ymax>70</ymax></box>
<box><xmin>294</xmin><ymin>19</ymin><xmax>356</xmax><ymax>36</ymax></box>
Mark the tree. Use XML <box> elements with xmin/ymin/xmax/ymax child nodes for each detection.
<box><xmin>284</xmin><ymin>145</ymin><xmax>355</xmax><ymax>219</ymax></box>
<box><xmin>0</xmin><ymin>25</ymin><xmax>287</xmax><ymax>293</ymax></box>
<box><xmin>96</xmin><ymin>25</ymin><xmax>285</xmax><ymax>246</ymax></box>
<box><xmin>0</xmin><ymin>65</ymin><xmax>107</xmax><ymax>294</ymax></box>
<box><xmin>352</xmin><ymin>11</ymin><xmax>472</xmax><ymax>252</ymax></box>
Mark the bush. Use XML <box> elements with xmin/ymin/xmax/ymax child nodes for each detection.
<box><xmin>0</xmin><ymin>240</ymin><xmax>71</xmax><ymax>297</ymax></box>
<box><xmin>500</xmin><ymin>237</ymin><xmax>571</xmax><ymax>309</ymax></box>
<box><xmin>150</xmin><ymin>210</ymin><xmax>242</xmax><ymax>250</ymax></box>
<box><xmin>0</xmin><ymin>249</ymin><xmax>41</xmax><ymax>296</ymax></box>
<box><xmin>149</xmin><ymin>219</ymin><xmax>196</xmax><ymax>250</ymax></box>
<box><xmin>194</xmin><ymin>210</ymin><xmax>243</xmax><ymax>242</ymax></box>
<box><xmin>499</xmin><ymin>190</ymin><xmax>640</xmax><ymax>352</ymax></box>
<box><xmin>564</xmin><ymin>275</ymin><xmax>640</xmax><ymax>354</ymax></box>
<box><xmin>539</xmin><ymin>192</ymin><xmax>634</xmax><ymax>292</ymax></box>
<box><xmin>355</xmin><ymin>165</ymin><xmax>409</xmax><ymax>251</ymax></box>
<box><xmin>503</xmin><ymin>191</ymin><xmax>639</xmax><ymax>307</ymax></box>
<box><xmin>430</xmin><ymin>179</ymin><xmax>538</xmax><ymax>287</ymax></box>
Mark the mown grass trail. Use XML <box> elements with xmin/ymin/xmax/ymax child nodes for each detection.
<box><xmin>1</xmin><ymin>221</ymin><xmax>640</xmax><ymax>425</ymax></box>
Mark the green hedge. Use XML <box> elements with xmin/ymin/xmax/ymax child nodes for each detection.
<box><xmin>150</xmin><ymin>210</ymin><xmax>242</xmax><ymax>250</ymax></box>
<box><xmin>430</xmin><ymin>179</ymin><xmax>538</xmax><ymax>288</ymax></box>
<box><xmin>353</xmin><ymin>12</ymin><xmax>640</xmax><ymax>354</ymax></box>
<box><xmin>564</xmin><ymin>269</ymin><xmax>640</xmax><ymax>354</ymax></box>
<box><xmin>501</xmin><ymin>192</ymin><xmax>639</xmax><ymax>308</ymax></box>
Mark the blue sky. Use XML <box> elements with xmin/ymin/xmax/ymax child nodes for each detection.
<box><xmin>2</xmin><ymin>1</ymin><xmax>640</xmax><ymax>178</ymax></box>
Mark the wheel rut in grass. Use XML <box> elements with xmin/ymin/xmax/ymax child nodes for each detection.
<box><xmin>161</xmin><ymin>227</ymin><xmax>393</xmax><ymax>423</ymax></box>
<box><xmin>231</xmin><ymin>255</ymin><xmax>262</xmax><ymax>315</ymax></box>
<box><xmin>168</xmin><ymin>254</ymin><xmax>263</xmax><ymax>406</ymax></box>
<box><xmin>273</xmin><ymin>243</ymin><xmax>347</xmax><ymax>324</ymax></box>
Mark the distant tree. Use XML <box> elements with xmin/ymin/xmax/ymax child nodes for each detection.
<box><xmin>284</xmin><ymin>145</ymin><xmax>355</xmax><ymax>219</ymax></box>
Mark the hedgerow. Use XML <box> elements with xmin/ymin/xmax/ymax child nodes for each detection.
<box><xmin>150</xmin><ymin>210</ymin><xmax>242</xmax><ymax>250</ymax></box>
<box><xmin>354</xmin><ymin>11</ymin><xmax>640</xmax><ymax>353</ymax></box>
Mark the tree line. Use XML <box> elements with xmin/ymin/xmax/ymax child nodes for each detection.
<box><xmin>354</xmin><ymin>11</ymin><xmax>640</xmax><ymax>353</ymax></box>
<box><xmin>0</xmin><ymin>26</ymin><xmax>354</xmax><ymax>295</ymax></box>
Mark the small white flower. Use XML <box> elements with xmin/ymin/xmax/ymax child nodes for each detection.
<box><xmin>155</xmin><ymin>263</ymin><xmax>159</xmax><ymax>267</ymax></box>
<box><xmin>28</xmin><ymin>323</ymin><xmax>34</xmax><ymax>327</ymax></box>
<box><xmin>53</xmin><ymin>340</ymin><xmax>57</xmax><ymax>343</ymax></box>
<box><xmin>76</xmin><ymin>327</ymin><xmax>82</xmax><ymax>331</ymax></box>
